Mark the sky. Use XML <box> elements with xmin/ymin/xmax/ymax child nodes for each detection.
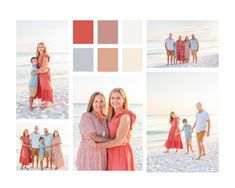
<box><xmin>73</xmin><ymin>74</ymin><xmax>145</xmax><ymax>104</ymax></box>
<box><xmin>147</xmin><ymin>72</ymin><xmax>219</xmax><ymax>115</ymax></box>
<box><xmin>147</xmin><ymin>20</ymin><xmax>218</xmax><ymax>41</ymax></box>
<box><xmin>16</xmin><ymin>21</ymin><xmax>68</xmax><ymax>53</ymax></box>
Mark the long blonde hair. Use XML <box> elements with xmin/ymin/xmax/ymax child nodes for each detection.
<box><xmin>36</xmin><ymin>42</ymin><xmax>48</xmax><ymax>58</ymax></box>
<box><xmin>86</xmin><ymin>92</ymin><xmax>106</xmax><ymax>115</ymax></box>
<box><xmin>169</xmin><ymin>111</ymin><xmax>175</xmax><ymax>123</ymax></box>
<box><xmin>107</xmin><ymin>88</ymin><xmax>128</xmax><ymax>121</ymax></box>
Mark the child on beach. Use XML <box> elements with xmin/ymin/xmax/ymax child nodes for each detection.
<box><xmin>28</xmin><ymin>57</ymin><xmax>50</xmax><ymax>110</ymax></box>
<box><xmin>38</xmin><ymin>137</ymin><xmax>45</xmax><ymax>170</ymax></box>
<box><xmin>181</xmin><ymin>119</ymin><xmax>194</xmax><ymax>154</ymax></box>
<box><xmin>28</xmin><ymin>57</ymin><xmax>39</xmax><ymax>110</ymax></box>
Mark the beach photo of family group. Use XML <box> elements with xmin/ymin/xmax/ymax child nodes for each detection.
<box><xmin>16</xmin><ymin>21</ymin><xmax>69</xmax><ymax>119</ymax></box>
<box><xmin>147</xmin><ymin>72</ymin><xmax>219</xmax><ymax>172</ymax></box>
<box><xmin>16</xmin><ymin>123</ymin><xmax>69</xmax><ymax>171</ymax></box>
<box><xmin>147</xmin><ymin>20</ymin><xmax>218</xmax><ymax>68</ymax></box>
<box><xmin>73</xmin><ymin>75</ymin><xmax>144</xmax><ymax>171</ymax></box>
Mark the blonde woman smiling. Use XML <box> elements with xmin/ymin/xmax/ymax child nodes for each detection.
<box><xmin>88</xmin><ymin>88</ymin><xmax>136</xmax><ymax>171</ymax></box>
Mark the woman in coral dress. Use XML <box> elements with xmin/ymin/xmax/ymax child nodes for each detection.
<box><xmin>35</xmin><ymin>42</ymin><xmax>53</xmax><ymax>109</ymax></box>
<box><xmin>19</xmin><ymin>129</ymin><xmax>32</xmax><ymax>170</ymax></box>
<box><xmin>184</xmin><ymin>36</ymin><xmax>190</xmax><ymax>63</ymax></box>
<box><xmin>76</xmin><ymin>92</ymin><xmax>110</xmax><ymax>170</ymax></box>
<box><xmin>88</xmin><ymin>88</ymin><xmax>136</xmax><ymax>171</ymax></box>
<box><xmin>164</xmin><ymin>111</ymin><xmax>183</xmax><ymax>153</ymax></box>
<box><xmin>176</xmin><ymin>35</ymin><xmax>184</xmax><ymax>63</ymax></box>
<box><xmin>51</xmin><ymin>130</ymin><xmax>64</xmax><ymax>170</ymax></box>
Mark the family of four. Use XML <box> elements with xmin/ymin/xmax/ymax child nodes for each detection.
<box><xmin>165</xmin><ymin>33</ymin><xmax>199</xmax><ymax>65</ymax></box>
<box><xmin>164</xmin><ymin>102</ymin><xmax>210</xmax><ymax>160</ymax></box>
<box><xmin>19</xmin><ymin>126</ymin><xmax>64</xmax><ymax>170</ymax></box>
<box><xmin>76</xmin><ymin>88</ymin><xmax>136</xmax><ymax>171</ymax></box>
<box><xmin>28</xmin><ymin>42</ymin><xmax>53</xmax><ymax>110</ymax></box>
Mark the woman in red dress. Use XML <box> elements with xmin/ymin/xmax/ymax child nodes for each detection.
<box><xmin>19</xmin><ymin>129</ymin><xmax>32</xmax><ymax>170</ymax></box>
<box><xmin>35</xmin><ymin>42</ymin><xmax>53</xmax><ymax>109</ymax></box>
<box><xmin>176</xmin><ymin>35</ymin><xmax>184</xmax><ymax>64</ymax></box>
<box><xmin>164</xmin><ymin>111</ymin><xmax>183</xmax><ymax>153</ymax></box>
<box><xmin>88</xmin><ymin>88</ymin><xmax>136</xmax><ymax>171</ymax></box>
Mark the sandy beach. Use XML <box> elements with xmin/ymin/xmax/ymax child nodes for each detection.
<box><xmin>148</xmin><ymin>54</ymin><xmax>218</xmax><ymax>68</ymax></box>
<box><xmin>16</xmin><ymin>78</ymin><xmax>68</xmax><ymax>119</ymax></box>
<box><xmin>147</xmin><ymin>136</ymin><xmax>219</xmax><ymax>172</ymax></box>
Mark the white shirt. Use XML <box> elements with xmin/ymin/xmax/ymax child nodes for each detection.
<box><xmin>165</xmin><ymin>38</ymin><xmax>174</xmax><ymax>50</ymax></box>
<box><xmin>195</xmin><ymin>110</ymin><xmax>210</xmax><ymax>133</ymax></box>
<box><xmin>29</xmin><ymin>132</ymin><xmax>41</xmax><ymax>148</ymax></box>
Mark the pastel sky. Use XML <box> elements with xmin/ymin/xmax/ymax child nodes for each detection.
<box><xmin>16</xmin><ymin>21</ymin><xmax>68</xmax><ymax>53</ymax></box>
<box><xmin>147</xmin><ymin>20</ymin><xmax>218</xmax><ymax>41</ymax></box>
<box><xmin>147</xmin><ymin>72</ymin><xmax>219</xmax><ymax>115</ymax></box>
<box><xmin>73</xmin><ymin>75</ymin><xmax>144</xmax><ymax>104</ymax></box>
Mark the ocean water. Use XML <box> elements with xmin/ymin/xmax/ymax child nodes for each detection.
<box><xmin>147</xmin><ymin>40</ymin><xmax>218</xmax><ymax>67</ymax></box>
<box><xmin>16</xmin><ymin>53</ymin><xmax>68</xmax><ymax>86</ymax></box>
<box><xmin>147</xmin><ymin>114</ymin><xmax>219</xmax><ymax>149</ymax></box>
<box><xmin>73</xmin><ymin>103</ymin><xmax>143</xmax><ymax>170</ymax></box>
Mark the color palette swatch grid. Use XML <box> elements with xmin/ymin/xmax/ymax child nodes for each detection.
<box><xmin>73</xmin><ymin>20</ymin><xmax>143</xmax><ymax>72</ymax></box>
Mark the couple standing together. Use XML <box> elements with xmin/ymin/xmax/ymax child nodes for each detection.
<box><xmin>164</xmin><ymin>102</ymin><xmax>211</xmax><ymax>160</ymax></box>
<box><xmin>19</xmin><ymin>126</ymin><xmax>64</xmax><ymax>170</ymax></box>
<box><xmin>76</xmin><ymin>88</ymin><xmax>136</xmax><ymax>171</ymax></box>
<box><xmin>165</xmin><ymin>33</ymin><xmax>199</xmax><ymax>65</ymax></box>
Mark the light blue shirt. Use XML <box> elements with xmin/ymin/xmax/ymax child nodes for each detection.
<box><xmin>39</xmin><ymin>143</ymin><xmax>45</xmax><ymax>157</ymax></box>
<box><xmin>195</xmin><ymin>110</ymin><xmax>210</xmax><ymax>133</ymax></box>
<box><xmin>181</xmin><ymin>124</ymin><xmax>192</xmax><ymax>139</ymax></box>
<box><xmin>29</xmin><ymin>65</ymin><xmax>38</xmax><ymax>87</ymax></box>
<box><xmin>42</xmin><ymin>133</ymin><xmax>53</xmax><ymax>148</ymax></box>
<box><xmin>190</xmin><ymin>38</ymin><xmax>199</xmax><ymax>51</ymax></box>
<box><xmin>29</xmin><ymin>132</ymin><xmax>41</xmax><ymax>148</ymax></box>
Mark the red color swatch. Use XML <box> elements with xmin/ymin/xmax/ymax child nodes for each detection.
<box><xmin>73</xmin><ymin>20</ymin><xmax>93</xmax><ymax>44</ymax></box>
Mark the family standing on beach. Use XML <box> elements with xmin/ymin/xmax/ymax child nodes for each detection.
<box><xmin>19</xmin><ymin>126</ymin><xmax>64</xmax><ymax>170</ymax></box>
<box><xmin>165</xmin><ymin>33</ymin><xmax>199</xmax><ymax>65</ymax></box>
<box><xmin>164</xmin><ymin>102</ymin><xmax>211</xmax><ymax>160</ymax></box>
<box><xmin>76</xmin><ymin>88</ymin><xmax>136</xmax><ymax>171</ymax></box>
<box><xmin>28</xmin><ymin>42</ymin><xmax>53</xmax><ymax>110</ymax></box>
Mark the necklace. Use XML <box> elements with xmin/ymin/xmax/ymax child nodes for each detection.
<box><xmin>92</xmin><ymin>111</ymin><xmax>106</xmax><ymax>137</ymax></box>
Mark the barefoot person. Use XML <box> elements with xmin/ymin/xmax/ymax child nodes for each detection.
<box><xmin>42</xmin><ymin>128</ymin><xmax>53</xmax><ymax>169</ymax></box>
<box><xmin>192</xmin><ymin>102</ymin><xmax>210</xmax><ymax>160</ymax></box>
<box><xmin>29</xmin><ymin>126</ymin><xmax>41</xmax><ymax>169</ymax></box>
<box><xmin>165</xmin><ymin>33</ymin><xmax>175</xmax><ymax>65</ymax></box>
<box><xmin>19</xmin><ymin>129</ymin><xmax>31</xmax><ymax>170</ymax></box>
<box><xmin>184</xmin><ymin>36</ymin><xmax>190</xmax><ymax>63</ymax></box>
<box><xmin>88</xmin><ymin>88</ymin><xmax>136</xmax><ymax>171</ymax></box>
<box><xmin>176</xmin><ymin>35</ymin><xmax>184</xmax><ymax>64</ymax></box>
<box><xmin>181</xmin><ymin>119</ymin><xmax>194</xmax><ymax>154</ymax></box>
<box><xmin>35</xmin><ymin>42</ymin><xmax>53</xmax><ymax>109</ymax></box>
<box><xmin>76</xmin><ymin>92</ymin><xmax>110</xmax><ymax>170</ymax></box>
<box><xmin>51</xmin><ymin>130</ymin><xmax>64</xmax><ymax>170</ymax></box>
<box><xmin>164</xmin><ymin>111</ymin><xmax>183</xmax><ymax>153</ymax></box>
<box><xmin>190</xmin><ymin>34</ymin><xmax>199</xmax><ymax>63</ymax></box>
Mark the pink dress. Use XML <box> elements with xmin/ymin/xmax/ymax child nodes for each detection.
<box><xmin>184</xmin><ymin>41</ymin><xmax>190</xmax><ymax>62</ymax></box>
<box><xmin>108</xmin><ymin>110</ymin><xmax>136</xmax><ymax>171</ymax></box>
<box><xmin>51</xmin><ymin>137</ymin><xmax>64</xmax><ymax>169</ymax></box>
<box><xmin>176</xmin><ymin>40</ymin><xmax>184</xmax><ymax>61</ymax></box>
<box><xmin>76</xmin><ymin>112</ymin><xmax>110</xmax><ymax>170</ymax></box>
<box><xmin>35</xmin><ymin>53</ymin><xmax>53</xmax><ymax>102</ymax></box>
<box><xmin>165</xmin><ymin>117</ymin><xmax>183</xmax><ymax>149</ymax></box>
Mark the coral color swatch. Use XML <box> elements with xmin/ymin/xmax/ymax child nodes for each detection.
<box><xmin>73</xmin><ymin>20</ymin><xmax>93</xmax><ymax>44</ymax></box>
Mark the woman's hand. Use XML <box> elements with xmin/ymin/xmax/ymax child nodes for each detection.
<box><xmin>87</xmin><ymin>137</ymin><xmax>97</xmax><ymax>148</ymax></box>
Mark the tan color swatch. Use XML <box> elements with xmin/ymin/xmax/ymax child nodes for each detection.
<box><xmin>98</xmin><ymin>48</ymin><xmax>118</xmax><ymax>72</ymax></box>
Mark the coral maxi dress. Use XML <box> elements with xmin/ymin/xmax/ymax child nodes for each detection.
<box><xmin>19</xmin><ymin>136</ymin><xmax>32</xmax><ymax>165</ymax></box>
<box><xmin>164</xmin><ymin>117</ymin><xmax>183</xmax><ymax>149</ymax></box>
<box><xmin>35</xmin><ymin>53</ymin><xmax>53</xmax><ymax>102</ymax></box>
<box><xmin>108</xmin><ymin>110</ymin><xmax>136</xmax><ymax>171</ymax></box>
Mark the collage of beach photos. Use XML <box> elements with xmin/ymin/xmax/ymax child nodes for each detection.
<box><xmin>16</xmin><ymin>20</ymin><xmax>218</xmax><ymax>172</ymax></box>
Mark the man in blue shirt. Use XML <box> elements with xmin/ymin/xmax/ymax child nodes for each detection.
<box><xmin>42</xmin><ymin>128</ymin><xmax>53</xmax><ymax>169</ymax></box>
<box><xmin>189</xmin><ymin>34</ymin><xmax>199</xmax><ymax>63</ymax></box>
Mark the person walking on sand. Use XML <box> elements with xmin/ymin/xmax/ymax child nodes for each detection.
<box><xmin>192</xmin><ymin>102</ymin><xmax>211</xmax><ymax>160</ymax></box>
<box><xmin>164</xmin><ymin>111</ymin><xmax>183</xmax><ymax>153</ymax></box>
<box><xmin>190</xmin><ymin>34</ymin><xmax>199</xmax><ymax>63</ymax></box>
<box><xmin>165</xmin><ymin>33</ymin><xmax>175</xmax><ymax>65</ymax></box>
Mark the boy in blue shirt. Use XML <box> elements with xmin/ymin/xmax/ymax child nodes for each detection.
<box><xmin>181</xmin><ymin>119</ymin><xmax>194</xmax><ymax>154</ymax></box>
<box><xmin>38</xmin><ymin>137</ymin><xmax>45</xmax><ymax>170</ymax></box>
